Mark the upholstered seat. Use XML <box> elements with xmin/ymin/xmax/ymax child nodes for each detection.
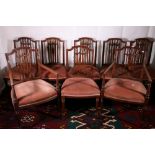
<box><xmin>12</xmin><ymin>79</ymin><xmax>57</xmax><ymax>107</ymax></box>
<box><xmin>61</xmin><ymin>77</ymin><xmax>100</xmax><ymax>97</ymax></box>
<box><xmin>41</xmin><ymin>64</ymin><xmax>67</xmax><ymax>80</ymax></box>
<box><xmin>103</xmin><ymin>78</ymin><xmax>147</xmax><ymax>104</ymax></box>
<box><xmin>68</xmin><ymin>64</ymin><xmax>100</xmax><ymax>80</ymax></box>
<box><xmin>61</xmin><ymin>77</ymin><xmax>100</xmax><ymax>116</ymax></box>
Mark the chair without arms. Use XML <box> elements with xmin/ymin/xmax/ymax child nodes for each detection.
<box><xmin>5</xmin><ymin>47</ymin><xmax>59</xmax><ymax>127</ymax></box>
<box><xmin>67</xmin><ymin>45</ymin><xmax>100</xmax><ymax>80</ymax></box>
<box><xmin>101</xmin><ymin>46</ymin><xmax>152</xmax><ymax>119</ymax></box>
<box><xmin>100</xmin><ymin>38</ymin><xmax>127</xmax><ymax>78</ymax></box>
<box><xmin>41</xmin><ymin>37</ymin><xmax>67</xmax><ymax>80</ymax></box>
<box><xmin>74</xmin><ymin>37</ymin><xmax>97</xmax><ymax>66</ymax></box>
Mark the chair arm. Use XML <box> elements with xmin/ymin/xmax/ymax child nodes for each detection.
<box><xmin>38</xmin><ymin>62</ymin><xmax>59</xmax><ymax>91</ymax></box>
<box><xmin>11</xmin><ymin>85</ymin><xmax>19</xmax><ymax>110</ymax></box>
<box><xmin>142</xmin><ymin>64</ymin><xmax>152</xmax><ymax>103</ymax></box>
<box><xmin>103</xmin><ymin>62</ymin><xmax>115</xmax><ymax>77</ymax></box>
<box><xmin>101</xmin><ymin>62</ymin><xmax>115</xmax><ymax>92</ymax></box>
<box><xmin>143</xmin><ymin>64</ymin><xmax>152</xmax><ymax>83</ymax></box>
<box><xmin>8</xmin><ymin>69</ymin><xmax>14</xmax><ymax>86</ymax></box>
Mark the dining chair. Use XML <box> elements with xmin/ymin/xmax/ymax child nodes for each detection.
<box><xmin>5</xmin><ymin>47</ymin><xmax>59</xmax><ymax>127</ymax></box>
<box><xmin>101</xmin><ymin>46</ymin><xmax>152</xmax><ymax>121</ymax></box>
<box><xmin>41</xmin><ymin>37</ymin><xmax>67</xmax><ymax>81</ymax></box>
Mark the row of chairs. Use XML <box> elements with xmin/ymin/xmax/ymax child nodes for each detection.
<box><xmin>5</xmin><ymin>37</ymin><xmax>153</xmax><ymax>127</ymax></box>
<box><xmin>13</xmin><ymin>37</ymin><xmax>154</xmax><ymax>65</ymax></box>
<box><xmin>5</xmin><ymin>37</ymin><xmax>154</xmax><ymax>81</ymax></box>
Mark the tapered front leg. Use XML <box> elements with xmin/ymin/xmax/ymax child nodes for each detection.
<box><xmin>61</xmin><ymin>97</ymin><xmax>66</xmax><ymax>117</ymax></box>
<box><xmin>96</xmin><ymin>97</ymin><xmax>101</xmax><ymax>117</ymax></box>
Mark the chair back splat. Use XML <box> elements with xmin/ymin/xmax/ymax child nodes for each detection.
<box><xmin>66</xmin><ymin>45</ymin><xmax>100</xmax><ymax>80</ymax></box>
<box><xmin>130</xmin><ymin>38</ymin><xmax>153</xmax><ymax>65</ymax></box>
<box><xmin>74</xmin><ymin>37</ymin><xmax>97</xmax><ymax>66</ymax></box>
<box><xmin>14</xmin><ymin>37</ymin><xmax>38</xmax><ymax>50</ymax></box>
<box><xmin>41</xmin><ymin>37</ymin><xmax>65</xmax><ymax>65</ymax></box>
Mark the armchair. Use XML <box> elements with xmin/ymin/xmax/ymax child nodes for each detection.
<box><xmin>5</xmin><ymin>47</ymin><xmax>59</xmax><ymax>127</ymax></box>
<box><xmin>101</xmin><ymin>46</ymin><xmax>152</xmax><ymax>120</ymax></box>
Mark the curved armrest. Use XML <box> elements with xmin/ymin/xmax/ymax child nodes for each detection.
<box><xmin>101</xmin><ymin>62</ymin><xmax>115</xmax><ymax>92</ymax></box>
<box><xmin>103</xmin><ymin>62</ymin><xmax>115</xmax><ymax>77</ymax></box>
<box><xmin>142</xmin><ymin>64</ymin><xmax>152</xmax><ymax>103</ymax></box>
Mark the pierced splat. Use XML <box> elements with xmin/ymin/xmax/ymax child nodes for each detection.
<box><xmin>74</xmin><ymin>37</ymin><xmax>97</xmax><ymax>66</ymax></box>
<box><xmin>41</xmin><ymin>37</ymin><xmax>65</xmax><ymax>65</ymax></box>
<box><xmin>14</xmin><ymin>37</ymin><xmax>38</xmax><ymax>49</ymax></box>
<box><xmin>6</xmin><ymin>47</ymin><xmax>39</xmax><ymax>81</ymax></box>
<box><xmin>67</xmin><ymin>45</ymin><xmax>94</xmax><ymax>66</ymax></box>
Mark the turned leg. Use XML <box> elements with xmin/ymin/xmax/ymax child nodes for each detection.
<box><xmin>96</xmin><ymin>97</ymin><xmax>101</xmax><ymax>117</ymax></box>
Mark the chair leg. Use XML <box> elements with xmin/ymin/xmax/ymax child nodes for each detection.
<box><xmin>15</xmin><ymin>110</ymin><xmax>22</xmax><ymax>128</ymax></box>
<box><xmin>96</xmin><ymin>97</ymin><xmax>101</xmax><ymax>117</ymax></box>
<box><xmin>61</xmin><ymin>97</ymin><xmax>66</xmax><ymax>117</ymax></box>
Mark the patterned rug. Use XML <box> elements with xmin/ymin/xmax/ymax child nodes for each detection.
<box><xmin>0</xmin><ymin>88</ymin><xmax>155</xmax><ymax>129</ymax></box>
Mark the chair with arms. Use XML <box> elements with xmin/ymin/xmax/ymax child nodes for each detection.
<box><xmin>101</xmin><ymin>46</ymin><xmax>152</xmax><ymax>120</ymax></box>
<box><xmin>5</xmin><ymin>47</ymin><xmax>59</xmax><ymax>127</ymax></box>
<box><xmin>41</xmin><ymin>37</ymin><xmax>67</xmax><ymax>81</ymax></box>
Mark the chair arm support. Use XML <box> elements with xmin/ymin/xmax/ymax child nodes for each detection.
<box><xmin>38</xmin><ymin>62</ymin><xmax>59</xmax><ymax>91</ymax></box>
<box><xmin>103</xmin><ymin>62</ymin><xmax>115</xmax><ymax>77</ymax></box>
<box><xmin>11</xmin><ymin>85</ymin><xmax>19</xmax><ymax>110</ymax></box>
<box><xmin>142</xmin><ymin>64</ymin><xmax>152</xmax><ymax>104</ymax></box>
<box><xmin>101</xmin><ymin>62</ymin><xmax>115</xmax><ymax>92</ymax></box>
<box><xmin>8</xmin><ymin>69</ymin><xmax>14</xmax><ymax>86</ymax></box>
<box><xmin>143</xmin><ymin>64</ymin><xmax>152</xmax><ymax>83</ymax></box>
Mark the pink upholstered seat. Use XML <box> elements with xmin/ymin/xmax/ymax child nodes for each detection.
<box><xmin>12</xmin><ymin>79</ymin><xmax>57</xmax><ymax>107</ymax></box>
<box><xmin>103</xmin><ymin>78</ymin><xmax>147</xmax><ymax>104</ymax></box>
<box><xmin>61</xmin><ymin>77</ymin><xmax>101</xmax><ymax>116</ymax></box>
<box><xmin>61</xmin><ymin>77</ymin><xmax>100</xmax><ymax>97</ymax></box>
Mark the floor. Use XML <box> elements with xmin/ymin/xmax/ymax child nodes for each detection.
<box><xmin>0</xmin><ymin>84</ymin><xmax>155</xmax><ymax>129</ymax></box>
